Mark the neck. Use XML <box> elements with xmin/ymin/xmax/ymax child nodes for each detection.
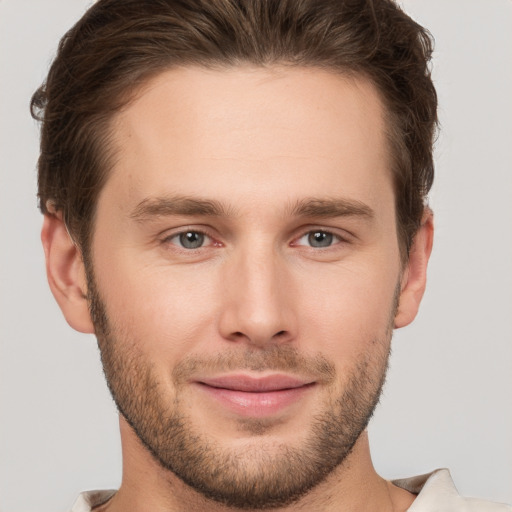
<box><xmin>96</xmin><ymin>417</ymin><xmax>415</xmax><ymax>512</ymax></box>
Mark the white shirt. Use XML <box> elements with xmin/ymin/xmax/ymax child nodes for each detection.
<box><xmin>70</xmin><ymin>469</ymin><xmax>511</xmax><ymax>511</ymax></box>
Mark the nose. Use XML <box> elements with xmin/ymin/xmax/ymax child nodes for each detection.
<box><xmin>218</xmin><ymin>243</ymin><xmax>297</xmax><ymax>347</ymax></box>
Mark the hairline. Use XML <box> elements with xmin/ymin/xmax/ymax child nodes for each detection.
<box><xmin>78</xmin><ymin>62</ymin><xmax>416</xmax><ymax>266</ymax></box>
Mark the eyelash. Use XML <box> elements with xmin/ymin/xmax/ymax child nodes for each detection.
<box><xmin>161</xmin><ymin>227</ymin><xmax>349</xmax><ymax>251</ymax></box>
<box><xmin>293</xmin><ymin>230</ymin><xmax>345</xmax><ymax>249</ymax></box>
<box><xmin>162</xmin><ymin>228</ymin><xmax>219</xmax><ymax>251</ymax></box>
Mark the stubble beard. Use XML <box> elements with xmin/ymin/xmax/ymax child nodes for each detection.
<box><xmin>87</xmin><ymin>271</ymin><xmax>393</xmax><ymax>510</ymax></box>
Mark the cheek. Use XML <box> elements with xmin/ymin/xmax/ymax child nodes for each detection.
<box><xmin>293</xmin><ymin>259</ymin><xmax>399</xmax><ymax>362</ymax></box>
<box><xmin>93</xmin><ymin>256</ymin><xmax>222</xmax><ymax>361</ymax></box>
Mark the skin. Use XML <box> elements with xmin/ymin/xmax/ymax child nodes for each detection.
<box><xmin>42</xmin><ymin>66</ymin><xmax>433</xmax><ymax>511</ymax></box>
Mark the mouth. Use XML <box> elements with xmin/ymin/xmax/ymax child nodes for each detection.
<box><xmin>195</xmin><ymin>374</ymin><xmax>316</xmax><ymax>417</ymax></box>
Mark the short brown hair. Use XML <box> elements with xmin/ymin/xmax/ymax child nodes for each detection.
<box><xmin>31</xmin><ymin>0</ymin><xmax>437</xmax><ymax>260</ymax></box>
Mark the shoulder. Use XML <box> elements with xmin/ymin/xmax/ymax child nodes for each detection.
<box><xmin>393</xmin><ymin>469</ymin><xmax>512</xmax><ymax>512</ymax></box>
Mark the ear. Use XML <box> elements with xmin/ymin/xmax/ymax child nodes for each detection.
<box><xmin>394</xmin><ymin>209</ymin><xmax>434</xmax><ymax>329</ymax></box>
<box><xmin>41</xmin><ymin>212</ymin><xmax>95</xmax><ymax>334</ymax></box>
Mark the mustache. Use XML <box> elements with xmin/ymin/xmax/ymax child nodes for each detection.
<box><xmin>172</xmin><ymin>345</ymin><xmax>336</xmax><ymax>385</ymax></box>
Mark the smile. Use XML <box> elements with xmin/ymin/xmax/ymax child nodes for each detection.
<box><xmin>195</xmin><ymin>374</ymin><xmax>316</xmax><ymax>417</ymax></box>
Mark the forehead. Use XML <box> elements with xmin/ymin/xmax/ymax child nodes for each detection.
<box><xmin>105</xmin><ymin>65</ymin><xmax>392</xmax><ymax>215</ymax></box>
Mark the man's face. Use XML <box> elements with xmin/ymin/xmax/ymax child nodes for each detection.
<box><xmin>88</xmin><ymin>66</ymin><xmax>403</xmax><ymax>508</ymax></box>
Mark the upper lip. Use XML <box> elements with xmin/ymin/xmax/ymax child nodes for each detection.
<box><xmin>197</xmin><ymin>374</ymin><xmax>314</xmax><ymax>392</ymax></box>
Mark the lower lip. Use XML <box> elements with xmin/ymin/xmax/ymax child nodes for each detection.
<box><xmin>196</xmin><ymin>383</ymin><xmax>314</xmax><ymax>417</ymax></box>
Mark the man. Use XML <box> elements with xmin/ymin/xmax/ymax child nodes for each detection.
<box><xmin>30</xmin><ymin>0</ymin><xmax>511</xmax><ymax>511</ymax></box>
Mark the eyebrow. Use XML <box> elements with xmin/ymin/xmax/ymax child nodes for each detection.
<box><xmin>130</xmin><ymin>195</ymin><xmax>374</xmax><ymax>222</ymax></box>
<box><xmin>289</xmin><ymin>197</ymin><xmax>375</xmax><ymax>220</ymax></box>
<box><xmin>130</xmin><ymin>195</ymin><xmax>234</xmax><ymax>221</ymax></box>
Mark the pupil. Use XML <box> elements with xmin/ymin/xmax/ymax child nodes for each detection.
<box><xmin>180</xmin><ymin>232</ymin><xmax>204</xmax><ymax>249</ymax></box>
<box><xmin>309</xmin><ymin>231</ymin><xmax>332</xmax><ymax>247</ymax></box>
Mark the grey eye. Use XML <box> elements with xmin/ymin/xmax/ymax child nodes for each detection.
<box><xmin>307</xmin><ymin>231</ymin><xmax>334</xmax><ymax>248</ymax></box>
<box><xmin>178</xmin><ymin>231</ymin><xmax>206</xmax><ymax>249</ymax></box>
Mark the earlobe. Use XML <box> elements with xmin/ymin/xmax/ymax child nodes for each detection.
<box><xmin>41</xmin><ymin>212</ymin><xmax>95</xmax><ymax>334</ymax></box>
<box><xmin>394</xmin><ymin>209</ymin><xmax>434</xmax><ymax>329</ymax></box>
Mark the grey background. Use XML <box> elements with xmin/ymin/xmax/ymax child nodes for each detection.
<box><xmin>1</xmin><ymin>1</ymin><xmax>511</xmax><ymax>511</ymax></box>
